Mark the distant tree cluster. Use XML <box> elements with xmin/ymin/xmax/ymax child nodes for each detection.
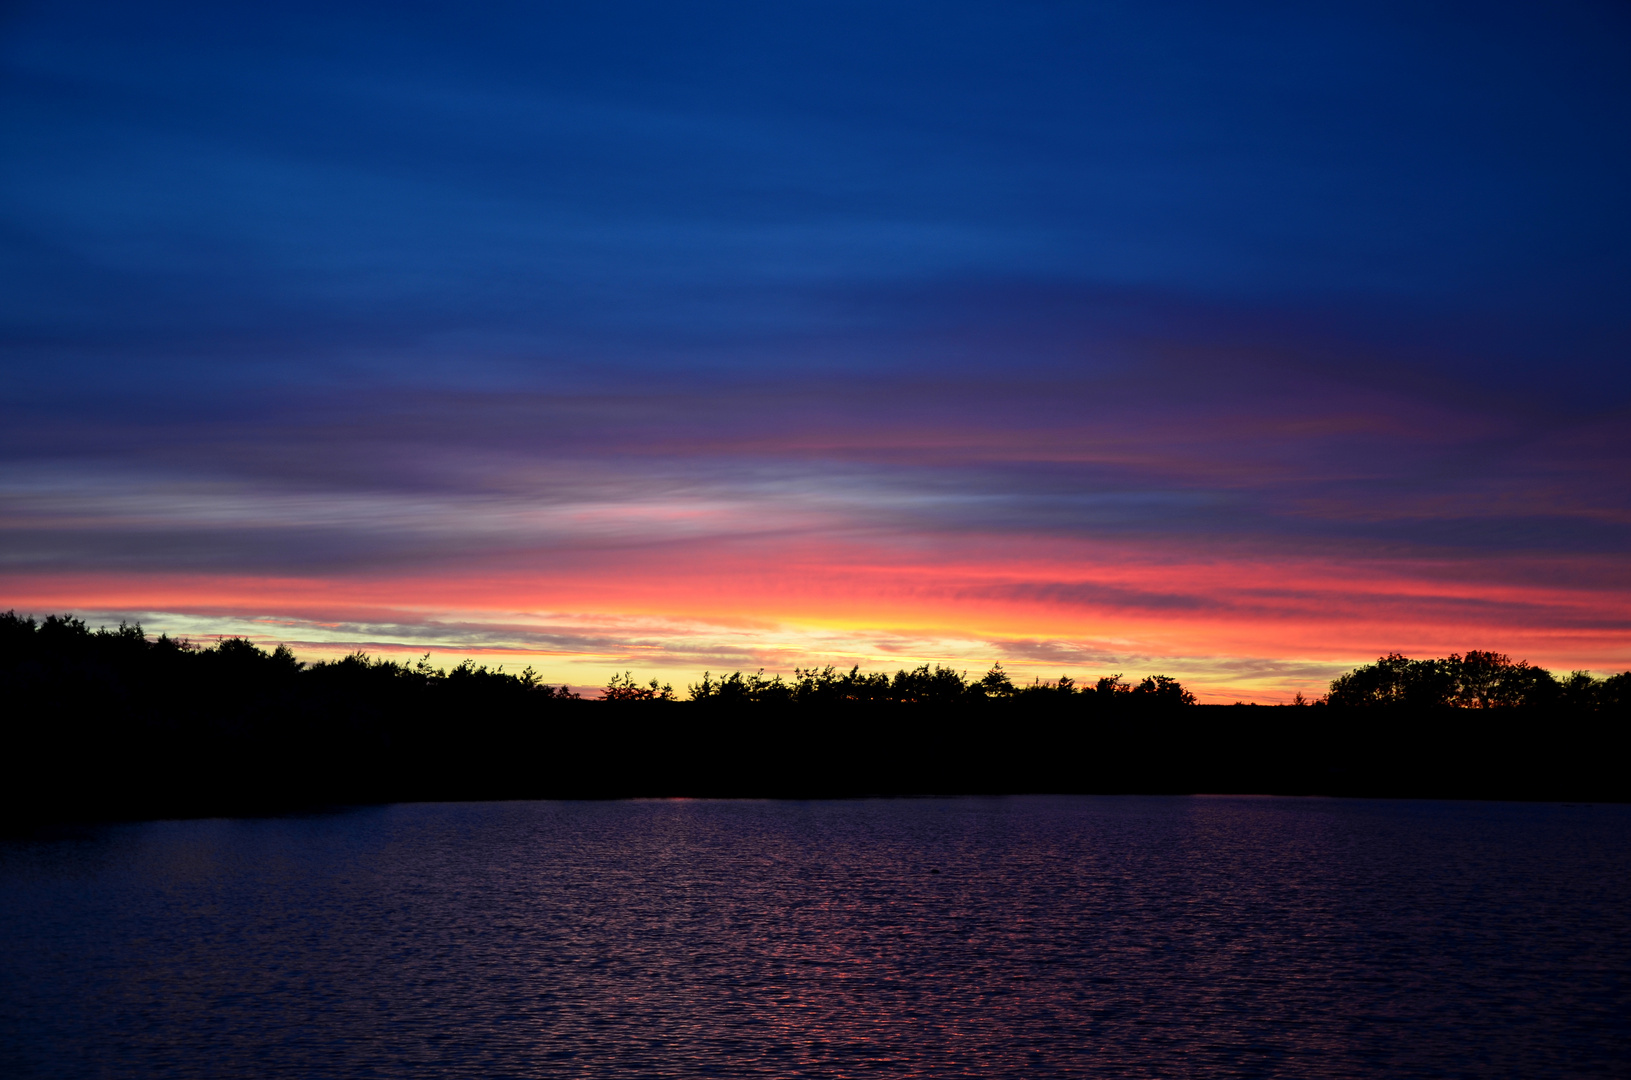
<box><xmin>1326</xmin><ymin>651</ymin><xmax>1629</xmax><ymax>710</ymax></box>
<box><xmin>0</xmin><ymin>611</ymin><xmax>578</xmax><ymax>714</ymax></box>
<box><xmin>682</xmin><ymin>664</ymin><xmax>1196</xmax><ymax>707</ymax></box>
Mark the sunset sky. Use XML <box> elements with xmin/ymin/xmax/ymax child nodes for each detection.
<box><xmin>4</xmin><ymin>1</ymin><xmax>1629</xmax><ymax>700</ymax></box>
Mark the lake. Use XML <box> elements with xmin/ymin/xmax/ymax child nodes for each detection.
<box><xmin>2</xmin><ymin>796</ymin><xmax>1627</xmax><ymax>1077</ymax></box>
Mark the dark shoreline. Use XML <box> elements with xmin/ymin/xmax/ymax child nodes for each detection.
<box><xmin>9</xmin><ymin>702</ymin><xmax>1627</xmax><ymax>830</ymax></box>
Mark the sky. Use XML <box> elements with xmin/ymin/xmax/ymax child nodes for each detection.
<box><xmin>3</xmin><ymin>0</ymin><xmax>1630</xmax><ymax>700</ymax></box>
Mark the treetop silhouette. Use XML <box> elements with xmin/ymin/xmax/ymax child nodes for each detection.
<box><xmin>1327</xmin><ymin>650</ymin><xmax>1628</xmax><ymax>710</ymax></box>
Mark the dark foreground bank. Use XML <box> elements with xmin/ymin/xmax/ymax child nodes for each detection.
<box><xmin>3</xmin><ymin>612</ymin><xmax>1628</xmax><ymax>824</ymax></box>
<box><xmin>7</xmin><ymin>700</ymin><xmax>1627</xmax><ymax>826</ymax></box>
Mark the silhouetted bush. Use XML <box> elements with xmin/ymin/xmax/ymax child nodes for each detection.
<box><xmin>602</xmin><ymin>671</ymin><xmax>676</xmax><ymax>701</ymax></box>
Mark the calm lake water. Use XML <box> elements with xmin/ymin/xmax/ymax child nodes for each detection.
<box><xmin>2</xmin><ymin>796</ymin><xmax>1628</xmax><ymax>1078</ymax></box>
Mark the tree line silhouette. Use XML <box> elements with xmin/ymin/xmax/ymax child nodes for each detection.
<box><xmin>593</xmin><ymin>655</ymin><xmax>1628</xmax><ymax>711</ymax></box>
<box><xmin>1325</xmin><ymin>650</ymin><xmax>1628</xmax><ymax>710</ymax></box>
<box><xmin>683</xmin><ymin>666</ymin><xmax>1196</xmax><ymax>707</ymax></box>
<box><xmin>9</xmin><ymin>610</ymin><xmax>1623</xmax><ymax>710</ymax></box>
<box><xmin>2</xmin><ymin>610</ymin><xmax>1626</xmax><ymax>822</ymax></box>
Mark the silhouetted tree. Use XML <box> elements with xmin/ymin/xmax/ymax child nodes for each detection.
<box><xmin>603</xmin><ymin>671</ymin><xmax>675</xmax><ymax>701</ymax></box>
<box><xmin>1092</xmin><ymin>674</ymin><xmax>1131</xmax><ymax>698</ymax></box>
<box><xmin>974</xmin><ymin>664</ymin><xmax>1016</xmax><ymax>699</ymax></box>
<box><xmin>1132</xmin><ymin>675</ymin><xmax>1197</xmax><ymax>706</ymax></box>
<box><xmin>1325</xmin><ymin>651</ymin><xmax>1621</xmax><ymax>710</ymax></box>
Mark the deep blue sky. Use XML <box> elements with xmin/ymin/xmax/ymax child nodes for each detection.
<box><xmin>3</xmin><ymin>0</ymin><xmax>1630</xmax><ymax>692</ymax></box>
<box><xmin>7</xmin><ymin>0</ymin><xmax>1630</xmax><ymax>399</ymax></box>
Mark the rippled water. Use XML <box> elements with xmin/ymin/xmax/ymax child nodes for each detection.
<box><xmin>2</xmin><ymin>797</ymin><xmax>1628</xmax><ymax>1077</ymax></box>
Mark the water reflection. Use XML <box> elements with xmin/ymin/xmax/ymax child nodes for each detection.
<box><xmin>2</xmin><ymin>797</ymin><xmax>1627</xmax><ymax>1077</ymax></box>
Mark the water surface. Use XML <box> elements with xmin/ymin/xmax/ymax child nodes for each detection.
<box><xmin>2</xmin><ymin>796</ymin><xmax>1627</xmax><ymax>1077</ymax></box>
